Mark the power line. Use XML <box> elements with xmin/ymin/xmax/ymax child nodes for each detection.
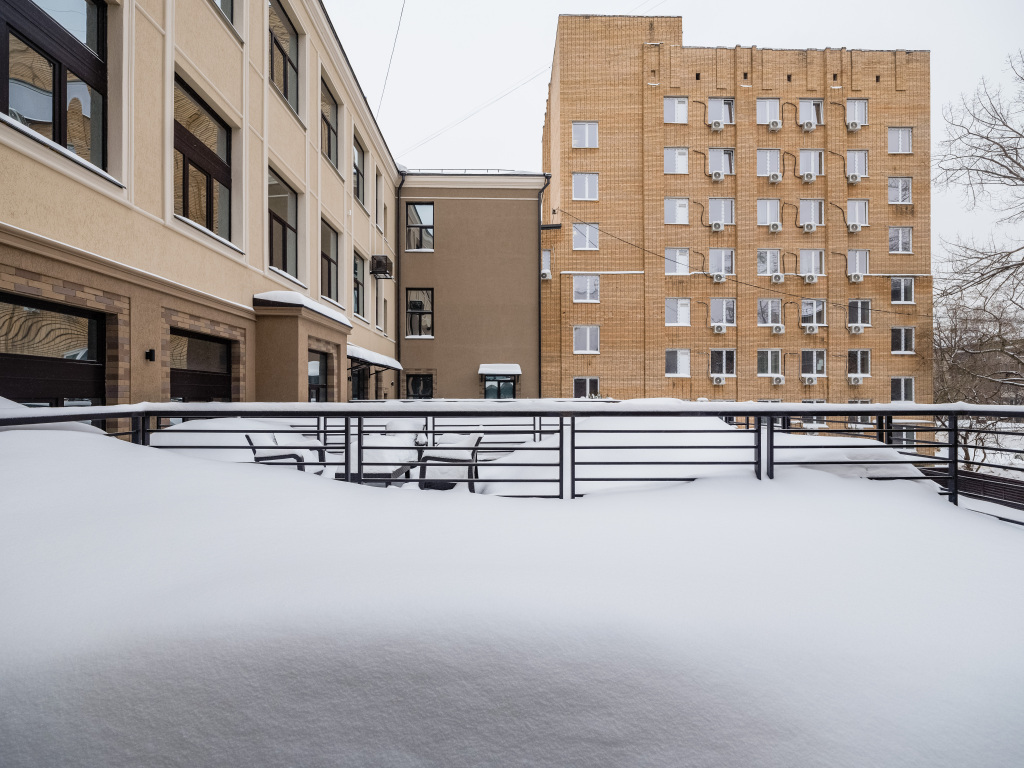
<box><xmin>377</xmin><ymin>0</ymin><xmax>406</xmax><ymax>116</ymax></box>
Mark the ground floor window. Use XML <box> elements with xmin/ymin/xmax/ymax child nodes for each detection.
<box><xmin>308</xmin><ymin>350</ymin><xmax>328</xmax><ymax>402</ymax></box>
<box><xmin>484</xmin><ymin>374</ymin><xmax>516</xmax><ymax>399</ymax></box>
<box><xmin>350</xmin><ymin>364</ymin><xmax>370</xmax><ymax>400</ymax></box>
<box><xmin>169</xmin><ymin>329</ymin><xmax>231</xmax><ymax>402</ymax></box>
<box><xmin>407</xmin><ymin>373</ymin><xmax>433</xmax><ymax>399</ymax></box>
<box><xmin>573</xmin><ymin>377</ymin><xmax>599</xmax><ymax>398</ymax></box>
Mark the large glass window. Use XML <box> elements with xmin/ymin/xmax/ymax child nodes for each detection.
<box><xmin>308</xmin><ymin>350</ymin><xmax>328</xmax><ymax>402</ymax></box>
<box><xmin>406</xmin><ymin>288</ymin><xmax>433</xmax><ymax>337</ymax></box>
<box><xmin>407</xmin><ymin>374</ymin><xmax>433</xmax><ymax>399</ymax></box>
<box><xmin>269</xmin><ymin>0</ymin><xmax>298</xmax><ymax>111</ymax></box>
<box><xmin>709</xmin><ymin>198</ymin><xmax>735</xmax><ymax>225</ymax></box>
<box><xmin>353</xmin><ymin>254</ymin><xmax>365</xmax><ymax>316</ymax></box>
<box><xmin>4</xmin><ymin>0</ymin><xmax>106</xmax><ymax>168</ymax></box>
<box><xmin>268</xmin><ymin>168</ymin><xmax>297</xmax><ymax>276</ymax></box>
<box><xmin>353</xmin><ymin>136</ymin><xmax>365</xmax><ymax>204</ymax></box>
<box><xmin>169</xmin><ymin>329</ymin><xmax>231</xmax><ymax>402</ymax></box>
<box><xmin>174</xmin><ymin>78</ymin><xmax>231</xmax><ymax>239</ymax></box>
<box><xmin>406</xmin><ymin>203</ymin><xmax>434</xmax><ymax>250</ymax></box>
<box><xmin>320</xmin><ymin>220</ymin><xmax>338</xmax><ymax>302</ymax></box>
<box><xmin>484</xmin><ymin>375</ymin><xmax>516</xmax><ymax>399</ymax></box>
<box><xmin>320</xmin><ymin>81</ymin><xmax>338</xmax><ymax>165</ymax></box>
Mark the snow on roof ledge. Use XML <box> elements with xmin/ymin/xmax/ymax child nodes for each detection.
<box><xmin>478</xmin><ymin>364</ymin><xmax>522</xmax><ymax>375</ymax></box>
<box><xmin>253</xmin><ymin>291</ymin><xmax>352</xmax><ymax>328</ymax></box>
<box><xmin>348</xmin><ymin>343</ymin><xmax>402</xmax><ymax>371</ymax></box>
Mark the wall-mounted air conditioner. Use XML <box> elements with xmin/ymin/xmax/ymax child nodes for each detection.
<box><xmin>712</xmin><ymin>272</ymin><xmax>727</xmax><ymax>283</ymax></box>
<box><xmin>772</xmin><ymin>375</ymin><xmax>785</xmax><ymax>385</ymax></box>
<box><xmin>710</xmin><ymin>119</ymin><xmax>725</xmax><ymax>131</ymax></box>
<box><xmin>848</xmin><ymin>375</ymin><xmax>864</xmax><ymax>385</ymax></box>
<box><xmin>803</xmin><ymin>222</ymin><xmax>817</xmax><ymax>234</ymax></box>
<box><xmin>712</xmin><ymin>323</ymin><xmax>728</xmax><ymax>334</ymax></box>
<box><xmin>846</xmin><ymin>120</ymin><xmax>862</xmax><ymax>132</ymax></box>
<box><xmin>802</xmin><ymin>172</ymin><xmax>816</xmax><ymax>184</ymax></box>
<box><xmin>847</xmin><ymin>173</ymin><xmax>862</xmax><ymax>184</ymax></box>
<box><xmin>849</xmin><ymin>323</ymin><xmax>865</xmax><ymax>334</ymax></box>
<box><xmin>711</xmin><ymin>221</ymin><xmax>725</xmax><ymax>232</ymax></box>
<box><xmin>541</xmin><ymin>269</ymin><xmax>552</xmax><ymax>280</ymax></box>
<box><xmin>801</xmin><ymin>375</ymin><xmax>817</xmax><ymax>385</ymax></box>
<box><xmin>711</xmin><ymin>170</ymin><xmax>725</xmax><ymax>182</ymax></box>
<box><xmin>771</xmin><ymin>323</ymin><xmax>785</xmax><ymax>334</ymax></box>
<box><xmin>711</xmin><ymin>374</ymin><xmax>726</xmax><ymax>385</ymax></box>
<box><xmin>768</xmin><ymin>171</ymin><xmax>782</xmax><ymax>184</ymax></box>
<box><xmin>801</xmin><ymin>120</ymin><xmax>816</xmax><ymax>132</ymax></box>
<box><xmin>848</xmin><ymin>223</ymin><xmax>862</xmax><ymax>233</ymax></box>
<box><xmin>804</xmin><ymin>324</ymin><xmax>819</xmax><ymax>334</ymax></box>
<box><xmin>849</xmin><ymin>272</ymin><xmax>864</xmax><ymax>283</ymax></box>
<box><xmin>804</xmin><ymin>273</ymin><xmax>818</xmax><ymax>284</ymax></box>
<box><xmin>768</xmin><ymin>222</ymin><xmax>782</xmax><ymax>233</ymax></box>
<box><xmin>771</xmin><ymin>273</ymin><xmax>784</xmax><ymax>284</ymax></box>
<box><xmin>768</xmin><ymin>119</ymin><xmax>782</xmax><ymax>132</ymax></box>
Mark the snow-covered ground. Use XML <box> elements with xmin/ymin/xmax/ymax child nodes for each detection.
<box><xmin>2</xmin><ymin>423</ymin><xmax>1024</xmax><ymax>767</ymax></box>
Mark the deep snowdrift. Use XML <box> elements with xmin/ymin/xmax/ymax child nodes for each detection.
<box><xmin>2</xmin><ymin>429</ymin><xmax>1023</xmax><ymax>767</ymax></box>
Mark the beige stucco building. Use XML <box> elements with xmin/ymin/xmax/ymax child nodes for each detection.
<box><xmin>541</xmin><ymin>15</ymin><xmax>933</xmax><ymax>406</ymax></box>
<box><xmin>0</xmin><ymin>0</ymin><xmax>400</xmax><ymax>406</ymax></box>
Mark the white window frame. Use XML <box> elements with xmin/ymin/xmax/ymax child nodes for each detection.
<box><xmin>664</xmin><ymin>96</ymin><xmax>689</xmax><ymax>124</ymax></box>
<box><xmin>892</xmin><ymin>277</ymin><xmax>915</xmax><ymax>304</ymax></box>
<box><xmin>664</xmin><ymin>147</ymin><xmax>689</xmax><ymax>174</ymax></box>
<box><xmin>665</xmin><ymin>349</ymin><xmax>691</xmax><ymax>377</ymax></box>
<box><xmin>665</xmin><ymin>297</ymin><xmax>691</xmax><ymax>326</ymax></box>
<box><xmin>708</xmin><ymin>98</ymin><xmax>735</xmax><ymax>124</ymax></box>
<box><xmin>572</xmin><ymin>173</ymin><xmax>598</xmax><ymax>201</ymax></box>
<box><xmin>801</xmin><ymin>299</ymin><xmax>827</xmax><ymax>326</ymax></box>
<box><xmin>799</xmin><ymin>250</ymin><xmax>825</xmax><ymax>276</ymax></box>
<box><xmin>800</xmin><ymin>199</ymin><xmax>825</xmax><ymax>226</ymax></box>
<box><xmin>757</xmin><ymin>298</ymin><xmax>782</xmax><ymax>325</ymax></box>
<box><xmin>709</xmin><ymin>148</ymin><xmax>735</xmax><ymax>175</ymax></box>
<box><xmin>889</xmin><ymin>177</ymin><xmax>912</xmax><ymax>204</ymax></box>
<box><xmin>846</xmin><ymin>99</ymin><xmax>868</xmax><ymax>125</ymax></box>
<box><xmin>891</xmin><ymin>377</ymin><xmax>915</xmax><ymax>402</ymax></box>
<box><xmin>848</xmin><ymin>349</ymin><xmax>871</xmax><ymax>376</ymax></box>
<box><xmin>710</xmin><ymin>298</ymin><xmax>736</xmax><ymax>326</ymax></box>
<box><xmin>709</xmin><ymin>198</ymin><xmax>735</xmax><ymax>225</ymax></box>
<box><xmin>573</xmin><ymin>325</ymin><xmax>600</xmax><ymax>354</ymax></box>
<box><xmin>757</xmin><ymin>149</ymin><xmax>781</xmax><ymax>176</ymax></box>
<box><xmin>571</xmin><ymin>121</ymin><xmax>598</xmax><ymax>148</ymax></box>
<box><xmin>573</xmin><ymin>376</ymin><xmax>599</xmax><ymax>398</ymax></box>
<box><xmin>757</xmin><ymin>199</ymin><xmax>781</xmax><ymax>226</ymax></box>
<box><xmin>757</xmin><ymin>249</ymin><xmax>781</xmax><ymax>276</ymax></box>
<box><xmin>802</xmin><ymin>399</ymin><xmax>827</xmax><ymax>425</ymax></box>
<box><xmin>848</xmin><ymin>199</ymin><xmax>869</xmax><ymax>226</ymax></box>
<box><xmin>572</xmin><ymin>222</ymin><xmax>599</xmax><ymax>250</ymax></box>
<box><xmin>892</xmin><ymin>327</ymin><xmax>915</xmax><ymax>354</ymax></box>
<box><xmin>541</xmin><ymin>249</ymin><xmax>551</xmax><ymax>274</ymax></box>
<box><xmin>710</xmin><ymin>348</ymin><xmax>737</xmax><ymax>376</ymax></box>
<box><xmin>665</xmin><ymin>248</ymin><xmax>689</xmax><ymax>275</ymax></box>
<box><xmin>800</xmin><ymin>149</ymin><xmax>824</xmax><ymax>176</ymax></box>
<box><xmin>757</xmin><ymin>349</ymin><xmax>782</xmax><ymax>376</ymax></box>
<box><xmin>665</xmin><ymin>198</ymin><xmax>689</xmax><ymax>225</ymax></box>
<box><xmin>799</xmin><ymin>99</ymin><xmax>824</xmax><ymax>125</ymax></box>
<box><xmin>847</xmin><ymin>150</ymin><xmax>868</xmax><ymax>177</ymax></box>
<box><xmin>801</xmin><ymin>350</ymin><xmax>827</xmax><ymax>376</ymax></box>
<box><xmin>709</xmin><ymin>248</ymin><xmax>735</xmax><ymax>275</ymax></box>
<box><xmin>572</xmin><ymin>274</ymin><xmax>600</xmax><ymax>303</ymax></box>
<box><xmin>847</xmin><ymin>250</ymin><xmax>869</xmax><ymax>275</ymax></box>
<box><xmin>848</xmin><ymin>299</ymin><xmax>871</xmax><ymax>326</ymax></box>
<box><xmin>889</xmin><ymin>227</ymin><xmax>912</xmax><ymax>254</ymax></box>
<box><xmin>892</xmin><ymin>425</ymin><xmax>917</xmax><ymax>446</ymax></box>
<box><xmin>888</xmin><ymin>127</ymin><xmax>913</xmax><ymax>154</ymax></box>
<box><xmin>756</xmin><ymin>99</ymin><xmax>779</xmax><ymax>124</ymax></box>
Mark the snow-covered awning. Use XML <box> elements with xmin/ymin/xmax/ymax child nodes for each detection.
<box><xmin>478</xmin><ymin>364</ymin><xmax>522</xmax><ymax>376</ymax></box>
<box><xmin>253</xmin><ymin>291</ymin><xmax>353</xmax><ymax>328</ymax></box>
<box><xmin>347</xmin><ymin>343</ymin><xmax>402</xmax><ymax>371</ymax></box>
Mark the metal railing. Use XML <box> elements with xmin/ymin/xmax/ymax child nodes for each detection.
<box><xmin>3</xmin><ymin>401</ymin><xmax>1024</xmax><ymax>521</ymax></box>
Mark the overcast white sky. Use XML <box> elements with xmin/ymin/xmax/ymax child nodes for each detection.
<box><xmin>324</xmin><ymin>0</ymin><xmax>1024</xmax><ymax>262</ymax></box>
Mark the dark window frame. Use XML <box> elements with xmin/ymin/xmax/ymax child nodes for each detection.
<box><xmin>320</xmin><ymin>79</ymin><xmax>338</xmax><ymax>166</ymax></box>
<box><xmin>406</xmin><ymin>202</ymin><xmax>434</xmax><ymax>250</ymax></box>
<box><xmin>353</xmin><ymin>253</ymin><xmax>365</xmax><ymax>316</ymax></box>
<box><xmin>483</xmin><ymin>374</ymin><xmax>516</xmax><ymax>399</ymax></box>
<box><xmin>406</xmin><ymin>288</ymin><xmax>433</xmax><ymax>337</ymax></box>
<box><xmin>268</xmin><ymin>0</ymin><xmax>298</xmax><ymax>112</ymax></box>
<box><xmin>320</xmin><ymin>219</ymin><xmax>338</xmax><ymax>302</ymax></box>
<box><xmin>268</xmin><ymin>168</ymin><xmax>298</xmax><ymax>276</ymax></box>
<box><xmin>174</xmin><ymin>77</ymin><xmax>231</xmax><ymax>239</ymax></box>
<box><xmin>407</xmin><ymin>373</ymin><xmax>433</xmax><ymax>399</ymax></box>
<box><xmin>1</xmin><ymin>0</ymin><xmax>107</xmax><ymax>168</ymax></box>
<box><xmin>350</xmin><ymin>363</ymin><xmax>369</xmax><ymax>400</ymax></box>
<box><xmin>353</xmin><ymin>135</ymin><xmax>365</xmax><ymax>204</ymax></box>
<box><xmin>308</xmin><ymin>349</ymin><xmax>328</xmax><ymax>402</ymax></box>
<box><xmin>168</xmin><ymin>328</ymin><xmax>233</xmax><ymax>403</ymax></box>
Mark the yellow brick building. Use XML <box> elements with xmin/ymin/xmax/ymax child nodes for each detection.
<box><xmin>541</xmin><ymin>15</ymin><xmax>932</xmax><ymax>406</ymax></box>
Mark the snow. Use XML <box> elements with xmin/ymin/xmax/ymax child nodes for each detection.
<box><xmin>2</xmin><ymin>426</ymin><xmax>1024</xmax><ymax>766</ymax></box>
<box><xmin>253</xmin><ymin>290</ymin><xmax>353</xmax><ymax>328</ymax></box>
<box><xmin>0</xmin><ymin>395</ymin><xmax>105</xmax><ymax>435</ymax></box>
<box><xmin>477</xmin><ymin>363</ymin><xmax>522</xmax><ymax>375</ymax></box>
<box><xmin>348</xmin><ymin>342</ymin><xmax>402</xmax><ymax>370</ymax></box>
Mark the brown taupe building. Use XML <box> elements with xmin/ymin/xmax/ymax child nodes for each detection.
<box><xmin>541</xmin><ymin>15</ymin><xmax>933</xmax><ymax>405</ymax></box>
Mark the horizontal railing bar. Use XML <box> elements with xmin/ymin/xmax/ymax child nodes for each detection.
<box><xmin>773</xmin><ymin>459</ymin><xmax>948</xmax><ymax>465</ymax></box>
<box><xmin>575</xmin><ymin>460</ymin><xmax>754</xmax><ymax>466</ymax></box>
<box><xmin>573</xmin><ymin>444</ymin><xmax>752</xmax><ymax>451</ymax></box>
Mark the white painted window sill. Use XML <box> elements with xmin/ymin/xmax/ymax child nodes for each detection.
<box><xmin>173</xmin><ymin>215</ymin><xmax>244</xmax><ymax>254</ymax></box>
<box><xmin>321</xmin><ymin>295</ymin><xmax>346</xmax><ymax>312</ymax></box>
<box><xmin>0</xmin><ymin>112</ymin><xmax>125</xmax><ymax>188</ymax></box>
<box><xmin>405</xmin><ymin>335</ymin><xmax>434</xmax><ymax>340</ymax></box>
<box><xmin>573</xmin><ymin>351</ymin><xmax>600</xmax><ymax>355</ymax></box>
<box><xmin>269</xmin><ymin>266</ymin><xmax>307</xmax><ymax>289</ymax></box>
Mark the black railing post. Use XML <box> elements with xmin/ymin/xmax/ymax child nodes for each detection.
<box><xmin>754</xmin><ymin>416</ymin><xmax>762</xmax><ymax>480</ymax></box>
<box><xmin>130</xmin><ymin>415</ymin><xmax>143</xmax><ymax>445</ymax></box>
<box><xmin>344</xmin><ymin>416</ymin><xmax>352</xmax><ymax>482</ymax></box>
<box><xmin>570</xmin><ymin>415</ymin><xmax>577</xmax><ymax>499</ymax></box>
<box><xmin>356</xmin><ymin>417</ymin><xmax>364</xmax><ymax>484</ymax></box>
<box><xmin>876</xmin><ymin>414</ymin><xmax>885</xmax><ymax>444</ymax></box>
<box><xmin>949</xmin><ymin>414</ymin><xmax>959</xmax><ymax>506</ymax></box>
<box><xmin>557</xmin><ymin>416</ymin><xmax>565</xmax><ymax>500</ymax></box>
<box><xmin>766</xmin><ymin>416</ymin><xmax>775</xmax><ymax>480</ymax></box>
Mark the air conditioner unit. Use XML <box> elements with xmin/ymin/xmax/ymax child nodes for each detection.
<box><xmin>801</xmin><ymin>375</ymin><xmax>817</xmax><ymax>386</ymax></box>
<box><xmin>804</xmin><ymin>273</ymin><xmax>818</xmax><ymax>284</ymax></box>
<box><xmin>849</xmin><ymin>323</ymin><xmax>865</xmax><ymax>334</ymax></box>
<box><xmin>846</xmin><ymin>120</ymin><xmax>862</xmax><ymax>132</ymax></box>
<box><xmin>848</xmin><ymin>223</ymin><xmax>862</xmax><ymax>233</ymax></box>
<box><xmin>711</xmin><ymin>221</ymin><xmax>725</xmax><ymax>232</ymax></box>
<box><xmin>710</xmin><ymin>119</ymin><xmax>725</xmax><ymax>131</ymax></box>
<box><xmin>770</xmin><ymin>273</ymin><xmax>784</xmax><ymax>284</ymax></box>
<box><xmin>801</xmin><ymin>120</ymin><xmax>816</xmax><ymax>132</ymax></box>
<box><xmin>803</xmin><ymin>222</ymin><xmax>817</xmax><ymax>234</ymax></box>
<box><xmin>712</xmin><ymin>272</ymin><xmax>727</xmax><ymax>283</ymax></box>
<box><xmin>847</xmin><ymin>173</ymin><xmax>862</xmax><ymax>184</ymax></box>
<box><xmin>771</xmin><ymin>324</ymin><xmax>785</xmax><ymax>334</ymax></box>
<box><xmin>370</xmin><ymin>254</ymin><xmax>394</xmax><ymax>278</ymax></box>
<box><xmin>540</xmin><ymin>269</ymin><xmax>552</xmax><ymax>280</ymax></box>
<box><xmin>768</xmin><ymin>171</ymin><xmax>782</xmax><ymax>184</ymax></box>
<box><xmin>711</xmin><ymin>374</ymin><xmax>726</xmax><ymax>386</ymax></box>
<box><xmin>768</xmin><ymin>119</ymin><xmax>782</xmax><ymax>132</ymax></box>
<box><xmin>804</xmin><ymin>324</ymin><xmax>819</xmax><ymax>334</ymax></box>
<box><xmin>772</xmin><ymin>375</ymin><xmax>785</xmax><ymax>386</ymax></box>
<box><xmin>802</xmin><ymin>172</ymin><xmax>816</xmax><ymax>184</ymax></box>
<box><xmin>768</xmin><ymin>222</ymin><xmax>782</xmax><ymax>233</ymax></box>
<box><xmin>711</xmin><ymin>170</ymin><xmax>725</xmax><ymax>182</ymax></box>
<box><xmin>848</xmin><ymin>375</ymin><xmax>864</xmax><ymax>386</ymax></box>
<box><xmin>408</xmin><ymin>300</ymin><xmax>424</xmax><ymax>311</ymax></box>
<box><xmin>849</xmin><ymin>272</ymin><xmax>864</xmax><ymax>283</ymax></box>
<box><xmin>712</xmin><ymin>323</ymin><xmax>728</xmax><ymax>334</ymax></box>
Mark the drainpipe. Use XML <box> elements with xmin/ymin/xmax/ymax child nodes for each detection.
<box><xmin>395</xmin><ymin>169</ymin><xmax>407</xmax><ymax>395</ymax></box>
<box><xmin>537</xmin><ymin>173</ymin><xmax>551</xmax><ymax>399</ymax></box>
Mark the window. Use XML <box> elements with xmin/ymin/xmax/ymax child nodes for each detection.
<box><xmin>375</xmin><ymin>171</ymin><xmax>383</xmax><ymax>226</ymax></box>
<box><xmin>353</xmin><ymin>254</ymin><xmax>366</xmax><ymax>316</ymax></box>
<box><xmin>665</xmin><ymin>248</ymin><xmax>689</xmax><ymax>275</ymax></box>
<box><xmin>308</xmin><ymin>350</ymin><xmax>328</xmax><ymax>402</ymax></box>
<box><xmin>573</xmin><ymin>325</ymin><xmax>599</xmax><ymax>354</ymax></box>
<box><xmin>802</xmin><ymin>399</ymin><xmax>827</xmax><ymax>426</ymax></box>
<box><xmin>892</xmin><ymin>426</ymin><xmax>917</xmax><ymax>446</ymax></box>
<box><xmin>757</xmin><ymin>299</ymin><xmax>781</xmax><ymax>325</ymax></box>
<box><xmin>407</xmin><ymin>374</ymin><xmax>433</xmax><ymax>399</ymax></box>
<box><xmin>709</xmin><ymin>198</ymin><xmax>735</xmax><ymax>225</ymax></box>
<box><xmin>574</xmin><ymin>377</ymin><xmax>600</xmax><ymax>398</ymax></box>
<box><xmin>848</xmin><ymin>349</ymin><xmax>870</xmax><ymax>376</ymax></box>
<box><xmin>757</xmin><ymin>249</ymin><xmax>781</xmax><ymax>276</ymax></box>
<box><xmin>757</xmin><ymin>199</ymin><xmax>780</xmax><ymax>226</ymax></box>
<box><xmin>710</xmin><ymin>349</ymin><xmax>736</xmax><ymax>376</ymax></box>
<box><xmin>483</xmin><ymin>375</ymin><xmax>516</xmax><ymax>399</ymax></box>
<box><xmin>173</xmin><ymin>79</ymin><xmax>231</xmax><ymax>239</ymax></box>
<box><xmin>799</xmin><ymin>250</ymin><xmax>824</xmax><ymax>276</ymax></box>
<box><xmin>889</xmin><ymin>177</ymin><xmax>912</xmax><ymax>204</ymax></box>
<box><xmin>892</xmin><ymin>277</ymin><xmax>915</xmax><ymax>303</ymax></box>
<box><xmin>572</xmin><ymin>173</ymin><xmax>598</xmax><ymax>200</ymax></box>
<box><xmin>268</xmin><ymin>168</ymin><xmax>297</xmax><ymax>276</ymax></box>
<box><xmin>353</xmin><ymin>137</ymin><xmax>365</xmax><ymax>204</ymax></box>
<box><xmin>664</xmin><ymin>198</ymin><xmax>689</xmax><ymax>225</ymax></box>
<box><xmin>847</xmin><ymin>401</ymin><xmax>872</xmax><ymax>428</ymax></box>
<box><xmin>4</xmin><ymin>0</ymin><xmax>107</xmax><ymax>168</ymax></box>
<box><xmin>268</xmin><ymin>0</ymin><xmax>299</xmax><ymax>112</ymax></box>
<box><xmin>709</xmin><ymin>148</ymin><xmax>735</xmax><ymax>175</ymax></box>
<box><xmin>375</xmin><ymin>281</ymin><xmax>385</xmax><ymax>331</ymax></box>
<box><xmin>664</xmin><ymin>147</ymin><xmax>688</xmax><ymax>174</ymax></box>
<box><xmin>708</xmin><ymin>98</ymin><xmax>734</xmax><ymax>124</ymax></box>
<box><xmin>212</xmin><ymin>0</ymin><xmax>233</xmax><ymax>22</ymax></box>
<box><xmin>320</xmin><ymin>220</ymin><xmax>338</xmax><ymax>302</ymax></box>
<box><xmin>665</xmin><ymin>298</ymin><xmax>690</xmax><ymax>326</ymax></box>
<box><xmin>541</xmin><ymin>249</ymin><xmax>551</xmax><ymax>275</ymax></box>
<box><xmin>406</xmin><ymin>203</ymin><xmax>434</xmax><ymax>250</ymax></box>
<box><xmin>757</xmin><ymin>349</ymin><xmax>782</xmax><ymax>376</ymax></box>
<box><xmin>889</xmin><ymin>227</ymin><xmax>912</xmax><ymax>253</ymax></box>
<box><xmin>891</xmin><ymin>377</ymin><xmax>914</xmax><ymax>402</ymax></box>
<box><xmin>802</xmin><ymin>350</ymin><xmax>826</xmax><ymax>376</ymax></box>
<box><xmin>756</xmin><ymin>99</ymin><xmax>779</xmax><ymax>124</ymax></box>
<box><xmin>846</xmin><ymin>99</ymin><xmax>868</xmax><ymax>124</ymax></box>
<box><xmin>848</xmin><ymin>199</ymin><xmax>869</xmax><ymax>226</ymax></box>
<box><xmin>848</xmin><ymin>300</ymin><xmax>871</xmax><ymax>325</ymax></box>
<box><xmin>799</xmin><ymin>99</ymin><xmax>824</xmax><ymax>125</ymax></box>
<box><xmin>169</xmin><ymin>329</ymin><xmax>232</xmax><ymax>402</ymax></box>
<box><xmin>800</xmin><ymin>149</ymin><xmax>824</xmax><ymax>176</ymax></box>
<box><xmin>710</xmin><ymin>298</ymin><xmax>736</xmax><ymax>325</ymax></box>
<box><xmin>757</xmin><ymin>149</ymin><xmax>780</xmax><ymax>176</ymax></box>
<box><xmin>888</xmin><ymin>127</ymin><xmax>912</xmax><ymax>153</ymax></box>
<box><xmin>848</xmin><ymin>250</ymin><xmax>869</xmax><ymax>275</ymax></box>
<box><xmin>320</xmin><ymin>81</ymin><xmax>338</xmax><ymax>165</ymax></box>
<box><xmin>892</xmin><ymin>327</ymin><xmax>915</xmax><ymax>354</ymax></box>
<box><xmin>573</xmin><ymin>274</ymin><xmax>599</xmax><ymax>302</ymax></box>
<box><xmin>847</xmin><ymin>151</ymin><xmax>868</xmax><ymax>178</ymax></box>
<box><xmin>800</xmin><ymin>199</ymin><xmax>824</xmax><ymax>226</ymax></box>
<box><xmin>801</xmin><ymin>299</ymin><xmax>826</xmax><ymax>326</ymax></box>
<box><xmin>664</xmin><ymin>97</ymin><xmax>688</xmax><ymax>123</ymax></box>
<box><xmin>710</xmin><ymin>249</ymin><xmax>735</xmax><ymax>274</ymax></box>
<box><xmin>572</xmin><ymin>121</ymin><xmax>598</xmax><ymax>147</ymax></box>
<box><xmin>572</xmin><ymin>222</ymin><xmax>599</xmax><ymax>249</ymax></box>
<box><xmin>665</xmin><ymin>349</ymin><xmax>691</xmax><ymax>377</ymax></box>
<box><xmin>406</xmin><ymin>288</ymin><xmax>433</xmax><ymax>337</ymax></box>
